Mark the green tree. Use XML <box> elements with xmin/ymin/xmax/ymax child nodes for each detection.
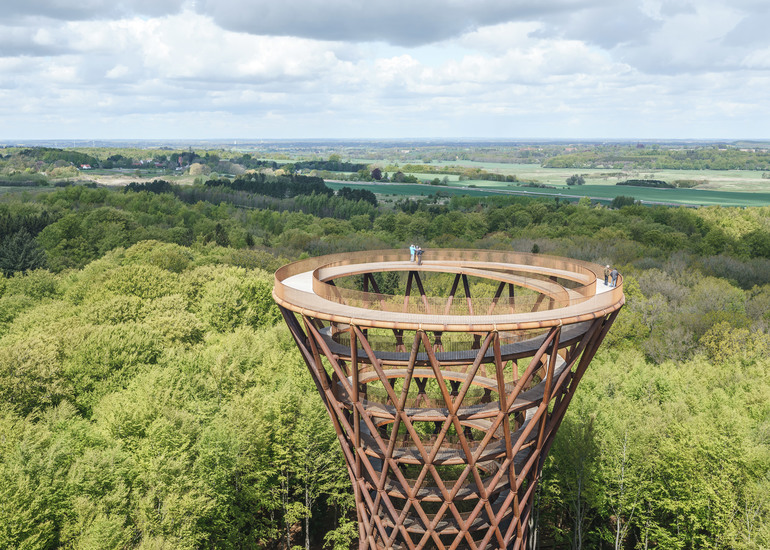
<box><xmin>294</xmin><ymin>397</ymin><xmax>349</xmax><ymax>550</ymax></box>
<box><xmin>0</xmin><ymin>229</ymin><xmax>47</xmax><ymax>276</ymax></box>
<box><xmin>549</xmin><ymin>412</ymin><xmax>601</xmax><ymax>550</ymax></box>
<box><xmin>214</xmin><ymin>223</ymin><xmax>231</xmax><ymax>247</ymax></box>
<box><xmin>566</xmin><ymin>174</ymin><xmax>585</xmax><ymax>186</ymax></box>
<box><xmin>611</xmin><ymin>195</ymin><xmax>637</xmax><ymax>209</ymax></box>
<box><xmin>0</xmin><ymin>331</ymin><xmax>69</xmax><ymax>415</ymax></box>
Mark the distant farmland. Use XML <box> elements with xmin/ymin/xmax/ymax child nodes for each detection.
<box><xmin>325</xmin><ymin>181</ymin><xmax>499</xmax><ymax>198</ymax></box>
<box><xmin>326</xmin><ymin>180</ymin><xmax>770</xmax><ymax>207</ymax></box>
<box><xmin>326</xmin><ymin>157</ymin><xmax>770</xmax><ymax>207</ymax></box>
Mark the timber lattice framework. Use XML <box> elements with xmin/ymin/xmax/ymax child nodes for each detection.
<box><xmin>273</xmin><ymin>249</ymin><xmax>624</xmax><ymax>550</ymax></box>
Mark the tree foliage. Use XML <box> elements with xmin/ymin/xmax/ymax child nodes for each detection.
<box><xmin>1</xmin><ymin>164</ymin><xmax>770</xmax><ymax>548</ymax></box>
<box><xmin>0</xmin><ymin>229</ymin><xmax>47</xmax><ymax>276</ymax></box>
<box><xmin>566</xmin><ymin>174</ymin><xmax>585</xmax><ymax>186</ymax></box>
<box><xmin>0</xmin><ymin>241</ymin><xmax>349</xmax><ymax>549</ymax></box>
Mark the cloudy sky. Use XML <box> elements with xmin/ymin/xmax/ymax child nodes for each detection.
<box><xmin>2</xmin><ymin>0</ymin><xmax>769</xmax><ymax>140</ymax></box>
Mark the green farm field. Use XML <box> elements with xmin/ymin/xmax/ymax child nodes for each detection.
<box><xmin>510</xmin><ymin>184</ymin><xmax>770</xmax><ymax>207</ymax></box>
<box><xmin>329</xmin><ymin>180</ymin><xmax>770</xmax><ymax>207</ymax></box>
<box><xmin>325</xmin><ymin>180</ymin><xmax>498</xmax><ymax>198</ymax></box>
<box><xmin>348</xmin><ymin>159</ymin><xmax>770</xmax><ymax>206</ymax></box>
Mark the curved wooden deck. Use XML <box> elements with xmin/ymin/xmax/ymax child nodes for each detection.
<box><xmin>274</xmin><ymin>249</ymin><xmax>624</xmax><ymax>331</ymax></box>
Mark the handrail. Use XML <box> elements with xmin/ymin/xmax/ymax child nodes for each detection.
<box><xmin>273</xmin><ymin>249</ymin><xmax>624</xmax><ymax>331</ymax></box>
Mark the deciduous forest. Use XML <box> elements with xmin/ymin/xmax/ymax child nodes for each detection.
<box><xmin>1</xmin><ymin>164</ymin><xmax>770</xmax><ymax>549</ymax></box>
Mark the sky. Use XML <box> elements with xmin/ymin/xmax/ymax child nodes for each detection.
<box><xmin>2</xmin><ymin>0</ymin><xmax>770</xmax><ymax>141</ymax></box>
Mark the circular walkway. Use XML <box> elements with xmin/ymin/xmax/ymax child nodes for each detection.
<box><xmin>273</xmin><ymin>249</ymin><xmax>624</xmax><ymax>331</ymax></box>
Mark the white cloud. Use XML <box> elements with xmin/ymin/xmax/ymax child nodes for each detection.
<box><xmin>458</xmin><ymin>21</ymin><xmax>545</xmax><ymax>54</ymax></box>
<box><xmin>3</xmin><ymin>0</ymin><xmax>187</xmax><ymax>22</ymax></box>
<box><xmin>195</xmin><ymin>0</ymin><xmax>602</xmax><ymax>47</ymax></box>
<box><xmin>613</xmin><ymin>2</ymin><xmax>747</xmax><ymax>74</ymax></box>
<box><xmin>105</xmin><ymin>64</ymin><xmax>130</xmax><ymax>79</ymax></box>
<box><xmin>0</xmin><ymin>1</ymin><xmax>769</xmax><ymax>139</ymax></box>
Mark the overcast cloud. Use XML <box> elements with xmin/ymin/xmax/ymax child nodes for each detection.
<box><xmin>1</xmin><ymin>0</ymin><xmax>768</xmax><ymax>140</ymax></box>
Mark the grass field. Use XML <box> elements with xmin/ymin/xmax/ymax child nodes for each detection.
<box><xmin>0</xmin><ymin>186</ymin><xmax>56</xmax><ymax>198</ymax></box>
<box><xmin>506</xmin><ymin>184</ymin><xmax>770</xmax><ymax>207</ymax></box>
<box><xmin>325</xmin><ymin>181</ymin><xmax>499</xmax><ymax>198</ymax></box>
<box><xmin>9</xmin><ymin>157</ymin><xmax>765</xmax><ymax>208</ymax></box>
<box><xmin>345</xmin><ymin>159</ymin><xmax>770</xmax><ymax>207</ymax></box>
<box><xmin>327</xmin><ymin>179</ymin><xmax>770</xmax><ymax>207</ymax></box>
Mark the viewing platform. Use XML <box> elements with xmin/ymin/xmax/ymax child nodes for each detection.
<box><xmin>273</xmin><ymin>248</ymin><xmax>624</xmax><ymax>332</ymax></box>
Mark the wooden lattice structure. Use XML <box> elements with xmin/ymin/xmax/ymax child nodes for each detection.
<box><xmin>273</xmin><ymin>250</ymin><xmax>624</xmax><ymax>550</ymax></box>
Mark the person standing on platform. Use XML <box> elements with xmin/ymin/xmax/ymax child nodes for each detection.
<box><xmin>410</xmin><ymin>244</ymin><xmax>416</xmax><ymax>262</ymax></box>
<box><xmin>610</xmin><ymin>267</ymin><xmax>619</xmax><ymax>287</ymax></box>
<box><xmin>416</xmin><ymin>246</ymin><xmax>424</xmax><ymax>265</ymax></box>
<box><xmin>604</xmin><ymin>265</ymin><xmax>611</xmax><ymax>286</ymax></box>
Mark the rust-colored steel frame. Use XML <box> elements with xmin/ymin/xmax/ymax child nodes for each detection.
<box><xmin>274</xmin><ymin>251</ymin><xmax>623</xmax><ymax>550</ymax></box>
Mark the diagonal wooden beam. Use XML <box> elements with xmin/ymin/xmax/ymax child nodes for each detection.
<box><xmin>462</xmin><ymin>273</ymin><xmax>475</xmax><ymax>316</ymax></box>
<box><xmin>412</xmin><ymin>271</ymin><xmax>431</xmax><ymax>313</ymax></box>
<box><xmin>444</xmin><ymin>273</ymin><xmax>462</xmax><ymax>315</ymax></box>
<box><xmin>486</xmin><ymin>280</ymin><xmax>507</xmax><ymax>315</ymax></box>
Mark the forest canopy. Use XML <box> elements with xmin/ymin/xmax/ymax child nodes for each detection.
<box><xmin>0</xmin><ymin>177</ymin><xmax>769</xmax><ymax>549</ymax></box>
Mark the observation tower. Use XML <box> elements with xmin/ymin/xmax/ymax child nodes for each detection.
<box><xmin>273</xmin><ymin>249</ymin><xmax>624</xmax><ymax>550</ymax></box>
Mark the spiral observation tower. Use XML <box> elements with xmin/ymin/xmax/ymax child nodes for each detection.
<box><xmin>273</xmin><ymin>249</ymin><xmax>624</xmax><ymax>550</ymax></box>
